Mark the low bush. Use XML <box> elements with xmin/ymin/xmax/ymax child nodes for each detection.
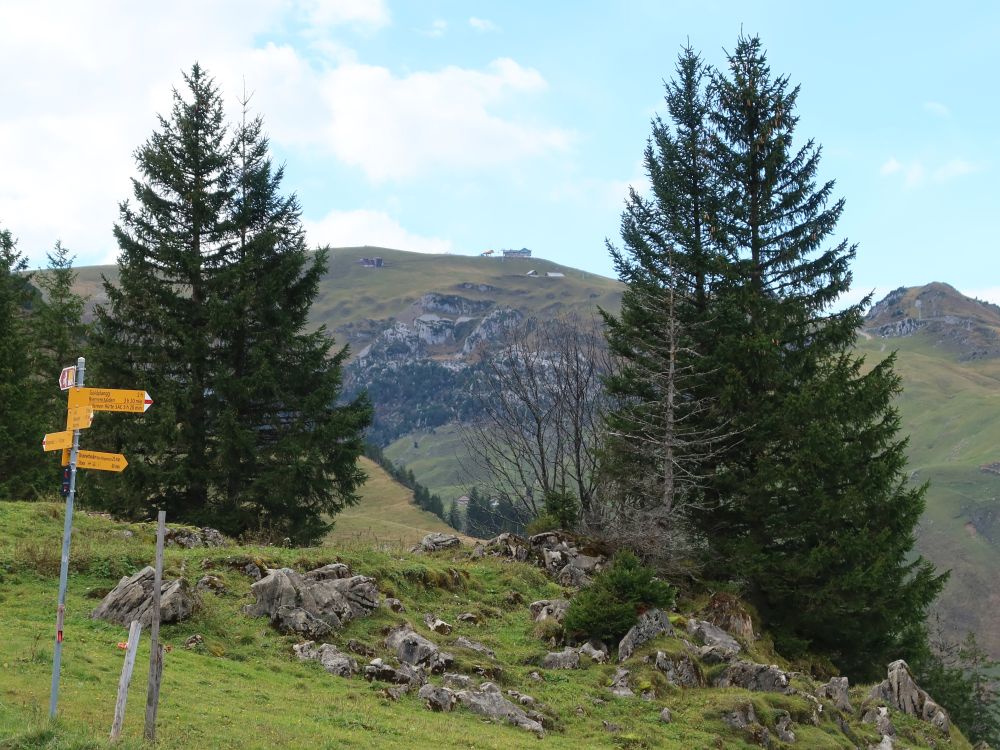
<box><xmin>563</xmin><ymin>550</ymin><xmax>674</xmax><ymax>644</ymax></box>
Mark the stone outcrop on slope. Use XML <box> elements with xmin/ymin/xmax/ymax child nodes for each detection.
<box><xmin>91</xmin><ymin>566</ymin><xmax>196</xmax><ymax>627</ymax></box>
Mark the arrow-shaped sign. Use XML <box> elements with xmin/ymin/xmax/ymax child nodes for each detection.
<box><xmin>68</xmin><ymin>388</ymin><xmax>153</xmax><ymax>414</ymax></box>
<box><xmin>42</xmin><ymin>430</ymin><xmax>74</xmax><ymax>452</ymax></box>
<box><xmin>65</xmin><ymin>405</ymin><xmax>94</xmax><ymax>431</ymax></box>
<box><xmin>75</xmin><ymin>450</ymin><xmax>128</xmax><ymax>473</ymax></box>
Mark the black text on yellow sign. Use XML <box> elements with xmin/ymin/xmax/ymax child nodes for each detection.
<box><xmin>68</xmin><ymin>387</ymin><xmax>153</xmax><ymax>414</ymax></box>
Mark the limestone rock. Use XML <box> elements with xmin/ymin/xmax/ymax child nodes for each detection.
<box><xmin>723</xmin><ymin>701</ymin><xmax>757</xmax><ymax>730</ymax></box>
<box><xmin>273</xmin><ymin>605</ymin><xmax>332</xmax><ymax>638</ymax></box>
<box><xmin>303</xmin><ymin>563</ymin><xmax>351</xmax><ymax>580</ymax></box>
<box><xmin>455</xmin><ymin>682</ymin><xmax>545</xmax><ymax>736</ymax></box>
<box><xmin>244</xmin><ymin>567</ymin><xmax>379</xmax><ymax>632</ymax></box>
<box><xmin>702</xmin><ymin>592</ymin><xmax>755</xmax><ymax>641</ymax></box>
<box><xmin>618</xmin><ymin>609</ymin><xmax>674</xmax><ymax>661</ymax></box>
<box><xmin>869</xmin><ymin>659</ymin><xmax>950</xmax><ymax>733</ymax></box>
<box><xmin>556</xmin><ymin>563</ymin><xmax>591</xmax><ymax>587</ymax></box>
<box><xmin>714</xmin><ymin>661</ymin><xmax>790</xmax><ymax>693</ymax></box>
<box><xmin>423</xmin><ymin>613</ymin><xmax>453</xmax><ymax>635</ymax></box>
<box><xmin>443</xmin><ymin>673</ymin><xmax>474</xmax><ymax>689</ymax></box>
<box><xmin>363</xmin><ymin>658</ymin><xmax>426</xmax><ymax>687</ymax></box>
<box><xmin>420</xmin><ymin>532</ymin><xmax>461</xmax><ymax>552</ymax></box>
<box><xmin>383</xmin><ymin>597</ymin><xmax>405</xmax><ymax>613</ymax></box>
<box><xmin>579</xmin><ymin>640</ymin><xmax>609</xmax><ymax>664</ymax></box>
<box><xmin>506</xmin><ymin>689</ymin><xmax>537</xmax><ymax>707</ymax></box>
<box><xmin>385</xmin><ymin>623</ymin><xmax>452</xmax><ymax>672</ymax></box>
<box><xmin>293</xmin><ymin>641</ymin><xmax>358</xmax><ymax>677</ymax></box>
<box><xmin>862</xmin><ymin>705</ymin><xmax>896</xmax><ymax>738</ymax></box>
<box><xmin>775</xmin><ymin>710</ymin><xmax>796</xmax><ymax>743</ymax></box>
<box><xmin>164</xmin><ymin>526</ymin><xmax>227</xmax><ymax>549</ymax></box>
<box><xmin>91</xmin><ymin>566</ymin><xmax>196</xmax><ymax>627</ymax></box>
<box><xmin>659</xmin><ymin>707</ymin><xmax>672</xmax><ymax>723</ymax></box>
<box><xmin>543</xmin><ymin>648</ymin><xmax>580</xmax><ymax>669</ymax></box>
<box><xmin>529</xmin><ymin>599</ymin><xmax>569</xmax><ymax>624</ymax></box>
<box><xmin>457</xmin><ymin>612</ymin><xmax>479</xmax><ymax>624</ymax></box>
<box><xmin>418</xmin><ymin>684</ymin><xmax>456</xmax><ymax>712</ymax></box>
<box><xmin>454</xmin><ymin>636</ymin><xmax>495</xmax><ymax>659</ymax></box>
<box><xmin>195</xmin><ymin>574</ymin><xmax>226</xmax><ymax>595</ymax></box>
<box><xmin>610</xmin><ymin>667</ymin><xmax>634</xmax><ymax>698</ymax></box>
<box><xmin>651</xmin><ymin>650</ymin><xmax>702</xmax><ymax>688</ymax></box>
<box><xmin>686</xmin><ymin>618</ymin><xmax>741</xmax><ymax>662</ymax></box>
<box><xmin>818</xmin><ymin>675</ymin><xmax>853</xmax><ymax>712</ymax></box>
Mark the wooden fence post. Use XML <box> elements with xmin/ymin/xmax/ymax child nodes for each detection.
<box><xmin>110</xmin><ymin>619</ymin><xmax>142</xmax><ymax>742</ymax></box>
<box><xmin>144</xmin><ymin>510</ymin><xmax>166</xmax><ymax>741</ymax></box>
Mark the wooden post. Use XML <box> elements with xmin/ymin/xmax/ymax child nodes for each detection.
<box><xmin>110</xmin><ymin>619</ymin><xmax>142</xmax><ymax>742</ymax></box>
<box><xmin>144</xmin><ymin>510</ymin><xmax>166</xmax><ymax>741</ymax></box>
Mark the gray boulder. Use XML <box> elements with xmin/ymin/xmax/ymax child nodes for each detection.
<box><xmin>454</xmin><ymin>636</ymin><xmax>495</xmax><ymax>659</ymax></box>
<box><xmin>383</xmin><ymin>597</ymin><xmax>405</xmax><ymax>612</ymax></box>
<box><xmin>579</xmin><ymin>640</ymin><xmax>609</xmax><ymax>663</ymax></box>
<box><xmin>385</xmin><ymin>623</ymin><xmax>453</xmax><ymax>672</ymax></box>
<box><xmin>818</xmin><ymin>675</ymin><xmax>853</xmax><ymax>712</ymax></box>
<box><xmin>556</xmin><ymin>563</ymin><xmax>591</xmax><ymax>587</ymax></box>
<box><xmin>273</xmin><ymin>605</ymin><xmax>332</xmax><ymax>638</ymax></box>
<box><xmin>659</xmin><ymin>707</ymin><xmax>672</xmax><ymax>723</ymax></box>
<box><xmin>651</xmin><ymin>650</ymin><xmax>702</xmax><ymax>688</ymax></box>
<box><xmin>164</xmin><ymin>526</ymin><xmax>226</xmax><ymax>549</ymax></box>
<box><xmin>420</xmin><ymin>532</ymin><xmax>461</xmax><ymax>552</ymax></box>
<box><xmin>529</xmin><ymin>599</ymin><xmax>569</xmax><ymax>624</ymax></box>
<box><xmin>244</xmin><ymin>567</ymin><xmax>378</xmax><ymax>632</ymax></box>
<box><xmin>862</xmin><ymin>705</ymin><xmax>896</xmax><ymax>738</ymax></box>
<box><xmin>363</xmin><ymin>658</ymin><xmax>426</xmax><ymax>687</ymax></box>
<box><xmin>293</xmin><ymin>641</ymin><xmax>358</xmax><ymax>677</ymax></box>
<box><xmin>423</xmin><ymin>613</ymin><xmax>453</xmax><ymax>634</ymax></box>
<box><xmin>714</xmin><ymin>661</ymin><xmax>790</xmax><ymax>693</ymax></box>
<box><xmin>723</xmin><ymin>700</ymin><xmax>758</xmax><ymax>730</ymax></box>
<box><xmin>91</xmin><ymin>566</ymin><xmax>196</xmax><ymax>627</ymax></box>
<box><xmin>303</xmin><ymin>563</ymin><xmax>352</xmax><ymax>580</ymax></box>
<box><xmin>195</xmin><ymin>574</ymin><xmax>226</xmax><ymax>595</ymax></box>
<box><xmin>443</xmin><ymin>673</ymin><xmax>474</xmax><ymax>689</ymax></box>
<box><xmin>618</xmin><ymin>609</ymin><xmax>674</xmax><ymax>661</ymax></box>
<box><xmin>687</xmin><ymin>618</ymin><xmax>741</xmax><ymax>662</ymax></box>
<box><xmin>455</xmin><ymin>682</ymin><xmax>545</xmax><ymax>736</ymax></box>
<box><xmin>543</xmin><ymin>648</ymin><xmax>580</xmax><ymax>669</ymax></box>
<box><xmin>610</xmin><ymin>667</ymin><xmax>634</xmax><ymax>698</ymax></box>
<box><xmin>775</xmin><ymin>710</ymin><xmax>796</xmax><ymax>743</ymax></box>
<box><xmin>869</xmin><ymin>659</ymin><xmax>950</xmax><ymax>733</ymax></box>
<box><xmin>418</xmin><ymin>684</ymin><xmax>456</xmax><ymax>712</ymax></box>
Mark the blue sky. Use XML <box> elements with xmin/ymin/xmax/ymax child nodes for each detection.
<box><xmin>1</xmin><ymin>1</ymin><xmax>997</xmax><ymax>304</ymax></box>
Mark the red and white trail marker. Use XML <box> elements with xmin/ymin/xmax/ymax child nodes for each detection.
<box><xmin>58</xmin><ymin>366</ymin><xmax>76</xmax><ymax>391</ymax></box>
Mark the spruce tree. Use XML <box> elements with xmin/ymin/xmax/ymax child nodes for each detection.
<box><xmin>92</xmin><ymin>64</ymin><xmax>232</xmax><ymax>522</ymax></box>
<box><xmin>208</xmin><ymin>104</ymin><xmax>370</xmax><ymax>542</ymax></box>
<box><xmin>696</xmin><ymin>36</ymin><xmax>943</xmax><ymax>676</ymax></box>
<box><xmin>32</xmin><ymin>241</ymin><xmax>88</xmax><ymax>427</ymax></box>
<box><xmin>0</xmin><ymin>224</ymin><xmax>46</xmax><ymax>498</ymax></box>
<box><xmin>607</xmin><ymin>37</ymin><xmax>944</xmax><ymax>678</ymax></box>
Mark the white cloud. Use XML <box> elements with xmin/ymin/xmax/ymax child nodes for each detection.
<box><xmin>314</xmin><ymin>58</ymin><xmax>573</xmax><ymax>181</ymax></box>
<box><xmin>878</xmin><ymin>156</ymin><xmax>981</xmax><ymax>189</ymax></box>
<box><xmin>923</xmin><ymin>101</ymin><xmax>950</xmax><ymax>117</ymax></box>
<box><xmin>421</xmin><ymin>19</ymin><xmax>448</xmax><ymax>38</ymax></box>
<box><xmin>304</xmin><ymin>209</ymin><xmax>453</xmax><ymax>253</ymax></box>
<box><xmin>469</xmin><ymin>17</ymin><xmax>500</xmax><ymax>32</ymax></box>
<box><xmin>299</xmin><ymin>0</ymin><xmax>390</xmax><ymax>31</ymax></box>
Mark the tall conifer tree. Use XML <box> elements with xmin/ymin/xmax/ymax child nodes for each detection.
<box><xmin>92</xmin><ymin>64</ymin><xmax>231</xmax><ymax>521</ymax></box>
<box><xmin>0</xmin><ymin>224</ymin><xmax>46</xmax><ymax>498</ymax></box>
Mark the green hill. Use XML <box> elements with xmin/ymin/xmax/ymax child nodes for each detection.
<box><xmin>0</xmin><ymin>501</ymin><xmax>974</xmax><ymax>749</ymax></box>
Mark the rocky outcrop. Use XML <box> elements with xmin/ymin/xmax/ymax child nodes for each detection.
<box><xmin>293</xmin><ymin>641</ymin><xmax>358</xmax><ymax>677</ymax></box>
<box><xmin>869</xmin><ymin>659</ymin><xmax>950</xmax><ymax>733</ymax></box>
<box><xmin>454</xmin><ymin>636</ymin><xmax>495</xmax><ymax>659</ymax></box>
<box><xmin>244</xmin><ymin>566</ymin><xmax>379</xmax><ymax>635</ymax></box>
<box><xmin>419</xmin><ymin>532</ymin><xmax>461</xmax><ymax>552</ymax></box>
<box><xmin>462</xmin><ymin>308</ymin><xmax>524</xmax><ymax>355</ymax></box>
<box><xmin>529</xmin><ymin>599</ymin><xmax>569</xmax><ymax>624</ymax></box>
<box><xmin>164</xmin><ymin>526</ymin><xmax>227</xmax><ymax>548</ymax></box>
<box><xmin>423</xmin><ymin>613</ymin><xmax>453</xmax><ymax>634</ymax></box>
<box><xmin>701</xmin><ymin>593</ymin><xmax>755</xmax><ymax>642</ymax></box>
<box><xmin>686</xmin><ymin>618</ymin><xmax>742</xmax><ymax>662</ymax></box>
<box><xmin>91</xmin><ymin>566</ymin><xmax>196</xmax><ymax>627</ymax></box>
<box><xmin>818</xmin><ymin>675</ymin><xmax>853</xmax><ymax>712</ymax></box>
<box><xmin>385</xmin><ymin>623</ymin><xmax>453</xmax><ymax>672</ymax></box>
<box><xmin>649</xmin><ymin>650</ymin><xmax>703</xmax><ymax>688</ymax></box>
<box><xmin>455</xmin><ymin>682</ymin><xmax>545</xmax><ymax>737</ymax></box>
<box><xmin>543</xmin><ymin>649</ymin><xmax>580</xmax><ymax>669</ymax></box>
<box><xmin>618</xmin><ymin>609</ymin><xmax>674</xmax><ymax>661</ymax></box>
<box><xmin>713</xmin><ymin>661</ymin><xmax>790</xmax><ymax>693</ymax></box>
<box><xmin>363</xmin><ymin>658</ymin><xmax>426</xmax><ymax>687</ymax></box>
<box><xmin>579</xmin><ymin>640</ymin><xmax>609</xmax><ymax>663</ymax></box>
<box><xmin>610</xmin><ymin>667</ymin><xmax>634</xmax><ymax>698</ymax></box>
<box><xmin>418</xmin><ymin>683</ymin><xmax>457</xmax><ymax>712</ymax></box>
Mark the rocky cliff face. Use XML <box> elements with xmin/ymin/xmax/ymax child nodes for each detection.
<box><xmin>864</xmin><ymin>283</ymin><xmax>1000</xmax><ymax>360</ymax></box>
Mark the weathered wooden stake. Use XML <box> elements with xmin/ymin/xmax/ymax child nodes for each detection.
<box><xmin>110</xmin><ymin>619</ymin><xmax>142</xmax><ymax>742</ymax></box>
<box><xmin>144</xmin><ymin>510</ymin><xmax>166</xmax><ymax>741</ymax></box>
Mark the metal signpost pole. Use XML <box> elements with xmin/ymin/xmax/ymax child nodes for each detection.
<box><xmin>49</xmin><ymin>356</ymin><xmax>84</xmax><ymax>718</ymax></box>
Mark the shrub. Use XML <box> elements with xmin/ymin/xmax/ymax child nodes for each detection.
<box><xmin>563</xmin><ymin>550</ymin><xmax>675</xmax><ymax>644</ymax></box>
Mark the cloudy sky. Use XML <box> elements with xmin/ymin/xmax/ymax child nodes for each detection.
<box><xmin>1</xmin><ymin>1</ymin><xmax>997</xmax><ymax>304</ymax></box>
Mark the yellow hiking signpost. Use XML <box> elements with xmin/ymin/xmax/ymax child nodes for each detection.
<box><xmin>44</xmin><ymin>357</ymin><xmax>152</xmax><ymax>718</ymax></box>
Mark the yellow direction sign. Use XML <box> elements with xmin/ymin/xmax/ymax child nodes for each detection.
<box><xmin>68</xmin><ymin>388</ymin><xmax>153</xmax><ymax>414</ymax></box>
<box><xmin>75</xmin><ymin>450</ymin><xmax>128</xmax><ymax>473</ymax></box>
<box><xmin>61</xmin><ymin>448</ymin><xmax>70</xmax><ymax>467</ymax></box>
<box><xmin>42</xmin><ymin>430</ymin><xmax>73</xmax><ymax>452</ymax></box>
<box><xmin>65</xmin><ymin>405</ymin><xmax>94</xmax><ymax>431</ymax></box>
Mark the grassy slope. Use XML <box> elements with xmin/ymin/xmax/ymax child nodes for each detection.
<box><xmin>327</xmin><ymin>457</ymin><xmax>474</xmax><ymax>548</ymax></box>
<box><xmin>0</xmin><ymin>501</ymin><xmax>972</xmax><ymax>749</ymax></box>
<box><xmin>855</xmin><ymin>333</ymin><xmax>1000</xmax><ymax>653</ymax></box>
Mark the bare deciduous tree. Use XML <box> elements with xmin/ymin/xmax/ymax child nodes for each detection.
<box><xmin>462</xmin><ymin>314</ymin><xmax>609</xmax><ymax>525</ymax></box>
